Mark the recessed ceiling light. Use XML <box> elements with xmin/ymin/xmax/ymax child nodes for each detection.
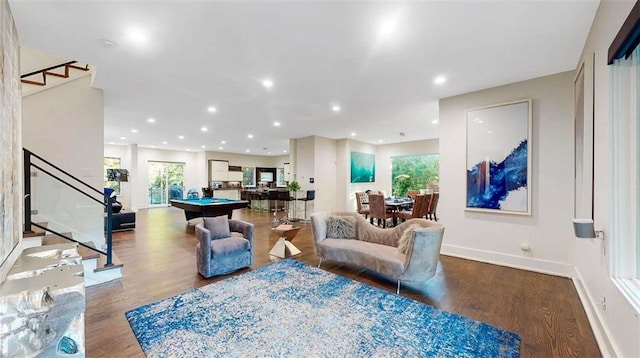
<box><xmin>131</xmin><ymin>129</ymin><xmax>138</xmax><ymax>133</ymax></box>
<box><xmin>378</xmin><ymin>140</ymin><xmax>384</xmax><ymax>143</ymax></box>
<box><xmin>246</xmin><ymin>149</ymin><xmax>250</xmax><ymax>153</ymax></box>
<box><xmin>267</xmin><ymin>152</ymin><xmax>271</xmax><ymax>155</ymax></box>
<box><xmin>218</xmin><ymin>146</ymin><xmax>223</xmax><ymax>150</ymax></box>
<box><xmin>201</xmin><ymin>126</ymin><xmax>208</xmax><ymax>132</ymax></box>
<box><xmin>108</xmin><ymin>142</ymin><xmax>115</xmax><ymax>145</ymax></box>
<box><xmin>247</xmin><ymin>134</ymin><xmax>254</xmax><ymax>139</ymax></box>
<box><xmin>351</xmin><ymin>132</ymin><xmax>356</xmax><ymax>136</ymax></box>
<box><xmin>332</xmin><ymin>105</ymin><xmax>341</xmax><ymax>112</ymax></box>
<box><xmin>162</xmin><ymin>141</ymin><xmax>168</xmax><ymax>144</ymax></box>
<box><xmin>179</xmin><ymin>135</ymin><xmax>184</xmax><ymax>139</ymax></box>
<box><xmin>273</xmin><ymin>121</ymin><xmax>281</xmax><ymax>127</ymax></box>
<box><xmin>207</xmin><ymin>106</ymin><xmax>217</xmax><ymax>113</ymax></box>
<box><xmin>432</xmin><ymin>119</ymin><xmax>439</xmax><ymax>124</ymax></box>
<box><xmin>149</xmin><ymin>145</ymin><xmax>155</xmax><ymax>148</ymax></box>
<box><xmin>120</xmin><ymin>136</ymin><xmax>126</xmax><ymax>140</ymax></box>
<box><xmin>201</xmin><ymin>145</ymin><xmax>206</xmax><ymax>148</ymax></box>
<box><xmin>378</xmin><ymin>16</ymin><xmax>399</xmax><ymax>40</ymax></box>
<box><xmin>283</xmin><ymin>150</ymin><xmax>287</xmax><ymax>153</ymax></box>
<box><xmin>488</xmin><ymin>130</ymin><xmax>493</xmax><ymax>134</ymax></box>
<box><xmin>147</xmin><ymin>118</ymin><xmax>156</xmax><ymax>123</ymax></box>
<box><xmin>221</xmin><ymin>140</ymin><xmax>226</xmax><ymax>144</ymax></box>
<box><xmin>433</xmin><ymin>75</ymin><xmax>447</xmax><ymax>85</ymax></box>
<box><xmin>261</xmin><ymin>79</ymin><xmax>274</xmax><ymax>89</ymax></box>
<box><xmin>126</xmin><ymin>27</ymin><xmax>148</xmax><ymax>45</ymax></box>
<box><xmin>186</xmin><ymin>149</ymin><xmax>191</xmax><ymax>151</ymax></box>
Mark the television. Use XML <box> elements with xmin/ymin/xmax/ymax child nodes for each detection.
<box><xmin>259</xmin><ymin>172</ymin><xmax>274</xmax><ymax>182</ymax></box>
<box><xmin>106</xmin><ymin>168</ymin><xmax>129</xmax><ymax>182</ymax></box>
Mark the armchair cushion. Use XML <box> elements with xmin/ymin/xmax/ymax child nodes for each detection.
<box><xmin>211</xmin><ymin>237</ymin><xmax>251</xmax><ymax>256</ymax></box>
<box><xmin>204</xmin><ymin>215</ymin><xmax>231</xmax><ymax>240</ymax></box>
<box><xmin>326</xmin><ymin>215</ymin><xmax>357</xmax><ymax>240</ymax></box>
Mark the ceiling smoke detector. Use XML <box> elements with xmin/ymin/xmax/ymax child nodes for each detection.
<box><xmin>399</xmin><ymin>132</ymin><xmax>405</xmax><ymax>137</ymax></box>
<box><xmin>98</xmin><ymin>38</ymin><xmax>117</xmax><ymax>48</ymax></box>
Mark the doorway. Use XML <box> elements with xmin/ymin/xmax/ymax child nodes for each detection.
<box><xmin>148</xmin><ymin>161</ymin><xmax>185</xmax><ymax>206</ymax></box>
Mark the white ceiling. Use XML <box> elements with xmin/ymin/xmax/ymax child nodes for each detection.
<box><xmin>10</xmin><ymin>1</ymin><xmax>599</xmax><ymax>156</ymax></box>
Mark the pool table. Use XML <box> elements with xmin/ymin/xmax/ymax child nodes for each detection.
<box><xmin>170</xmin><ymin>198</ymin><xmax>250</xmax><ymax>221</ymax></box>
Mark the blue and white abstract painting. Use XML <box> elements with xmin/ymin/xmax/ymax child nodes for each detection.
<box><xmin>466</xmin><ymin>100</ymin><xmax>531</xmax><ymax>214</ymax></box>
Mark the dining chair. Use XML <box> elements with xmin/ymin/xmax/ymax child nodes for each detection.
<box><xmin>368</xmin><ymin>193</ymin><xmax>394</xmax><ymax>228</ymax></box>
<box><xmin>397</xmin><ymin>194</ymin><xmax>427</xmax><ymax>222</ymax></box>
<box><xmin>406</xmin><ymin>190</ymin><xmax>420</xmax><ymax>200</ymax></box>
<box><xmin>355</xmin><ymin>192</ymin><xmax>370</xmax><ymax>219</ymax></box>
<box><xmin>425</xmin><ymin>192</ymin><xmax>440</xmax><ymax>221</ymax></box>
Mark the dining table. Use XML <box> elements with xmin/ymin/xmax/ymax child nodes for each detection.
<box><xmin>384</xmin><ymin>197</ymin><xmax>414</xmax><ymax>226</ymax></box>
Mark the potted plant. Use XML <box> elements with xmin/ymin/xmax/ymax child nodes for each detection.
<box><xmin>287</xmin><ymin>180</ymin><xmax>301</xmax><ymax>192</ymax></box>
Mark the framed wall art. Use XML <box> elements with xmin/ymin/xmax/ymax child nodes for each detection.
<box><xmin>350</xmin><ymin>152</ymin><xmax>375</xmax><ymax>183</ymax></box>
<box><xmin>466</xmin><ymin>99</ymin><xmax>532</xmax><ymax>215</ymax></box>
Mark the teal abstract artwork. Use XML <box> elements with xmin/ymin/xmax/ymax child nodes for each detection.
<box><xmin>350</xmin><ymin>152</ymin><xmax>375</xmax><ymax>183</ymax></box>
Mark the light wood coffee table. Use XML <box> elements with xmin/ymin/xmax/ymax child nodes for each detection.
<box><xmin>269</xmin><ymin>225</ymin><xmax>301</xmax><ymax>259</ymax></box>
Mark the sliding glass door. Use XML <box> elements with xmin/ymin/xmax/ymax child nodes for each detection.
<box><xmin>148</xmin><ymin>161</ymin><xmax>185</xmax><ymax>206</ymax></box>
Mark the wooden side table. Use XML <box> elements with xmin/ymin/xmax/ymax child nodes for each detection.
<box><xmin>269</xmin><ymin>225</ymin><xmax>301</xmax><ymax>258</ymax></box>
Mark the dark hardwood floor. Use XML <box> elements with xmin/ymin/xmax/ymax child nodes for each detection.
<box><xmin>86</xmin><ymin>207</ymin><xmax>600</xmax><ymax>357</ymax></box>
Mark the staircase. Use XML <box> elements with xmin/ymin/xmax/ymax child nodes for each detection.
<box><xmin>22</xmin><ymin>149</ymin><xmax>123</xmax><ymax>287</ymax></box>
<box><xmin>41</xmin><ymin>234</ymin><xmax>123</xmax><ymax>287</ymax></box>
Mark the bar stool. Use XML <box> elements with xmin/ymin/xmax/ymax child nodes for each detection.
<box><xmin>277</xmin><ymin>190</ymin><xmax>292</xmax><ymax>223</ymax></box>
<box><xmin>296</xmin><ymin>190</ymin><xmax>315</xmax><ymax>221</ymax></box>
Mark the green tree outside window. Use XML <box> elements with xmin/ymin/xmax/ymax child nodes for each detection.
<box><xmin>391</xmin><ymin>154</ymin><xmax>439</xmax><ymax>197</ymax></box>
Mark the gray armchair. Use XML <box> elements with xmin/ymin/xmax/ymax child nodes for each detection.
<box><xmin>195</xmin><ymin>216</ymin><xmax>254</xmax><ymax>278</ymax></box>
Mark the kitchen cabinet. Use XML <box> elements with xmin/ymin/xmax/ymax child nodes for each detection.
<box><xmin>228</xmin><ymin>171</ymin><xmax>243</xmax><ymax>182</ymax></box>
<box><xmin>210</xmin><ymin>160</ymin><xmax>229</xmax><ymax>181</ymax></box>
<box><xmin>213</xmin><ymin>189</ymin><xmax>240</xmax><ymax>200</ymax></box>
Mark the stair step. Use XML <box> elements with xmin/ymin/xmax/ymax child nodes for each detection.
<box><xmin>94</xmin><ymin>250</ymin><xmax>123</xmax><ymax>272</ymax></box>
<box><xmin>42</xmin><ymin>234</ymin><xmax>100</xmax><ymax>260</ymax></box>
<box><xmin>22</xmin><ymin>222</ymin><xmax>48</xmax><ymax>238</ymax></box>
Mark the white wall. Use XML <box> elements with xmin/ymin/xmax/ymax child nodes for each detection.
<box><xmin>312</xmin><ymin>136</ymin><xmax>337</xmax><ymax>214</ymax></box>
<box><xmin>574</xmin><ymin>1</ymin><xmax>640</xmax><ymax>356</ymax></box>
<box><xmin>439</xmin><ymin>71</ymin><xmax>575</xmax><ymax>275</ymax></box>
<box><xmin>22</xmin><ymin>75</ymin><xmax>104</xmax><ymax>244</ymax></box>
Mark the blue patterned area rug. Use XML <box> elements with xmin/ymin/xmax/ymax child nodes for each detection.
<box><xmin>125</xmin><ymin>260</ymin><xmax>520</xmax><ymax>357</ymax></box>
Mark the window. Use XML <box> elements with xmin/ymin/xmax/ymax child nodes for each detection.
<box><xmin>391</xmin><ymin>154</ymin><xmax>439</xmax><ymax>197</ymax></box>
<box><xmin>277</xmin><ymin>167</ymin><xmax>286</xmax><ymax>187</ymax></box>
<box><xmin>104</xmin><ymin>157</ymin><xmax>121</xmax><ymax>194</ymax></box>
<box><xmin>148</xmin><ymin>161</ymin><xmax>185</xmax><ymax>205</ymax></box>
<box><xmin>242</xmin><ymin>167</ymin><xmax>255</xmax><ymax>187</ymax></box>
<box><xmin>609</xmin><ymin>2</ymin><xmax>640</xmax><ymax>311</ymax></box>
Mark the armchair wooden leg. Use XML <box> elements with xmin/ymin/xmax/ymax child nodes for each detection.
<box><xmin>396</xmin><ymin>280</ymin><xmax>401</xmax><ymax>294</ymax></box>
<box><xmin>317</xmin><ymin>257</ymin><xmax>323</xmax><ymax>268</ymax></box>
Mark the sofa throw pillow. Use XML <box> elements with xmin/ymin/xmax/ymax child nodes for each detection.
<box><xmin>203</xmin><ymin>215</ymin><xmax>231</xmax><ymax>240</ymax></box>
<box><xmin>398</xmin><ymin>224</ymin><xmax>423</xmax><ymax>254</ymax></box>
<box><xmin>326</xmin><ymin>216</ymin><xmax>357</xmax><ymax>240</ymax></box>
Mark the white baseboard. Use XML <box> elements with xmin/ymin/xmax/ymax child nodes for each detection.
<box><xmin>572</xmin><ymin>268</ymin><xmax>617</xmax><ymax>357</ymax></box>
<box><xmin>441</xmin><ymin>243</ymin><xmax>574</xmax><ymax>277</ymax></box>
<box><xmin>441</xmin><ymin>244</ymin><xmax>617</xmax><ymax>356</ymax></box>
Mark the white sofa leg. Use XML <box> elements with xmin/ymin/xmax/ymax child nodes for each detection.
<box><xmin>396</xmin><ymin>280</ymin><xmax>401</xmax><ymax>294</ymax></box>
<box><xmin>317</xmin><ymin>257</ymin><xmax>323</xmax><ymax>268</ymax></box>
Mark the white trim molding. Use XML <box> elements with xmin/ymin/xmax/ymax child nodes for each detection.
<box><xmin>441</xmin><ymin>244</ymin><xmax>574</xmax><ymax>277</ymax></box>
<box><xmin>573</xmin><ymin>267</ymin><xmax>617</xmax><ymax>357</ymax></box>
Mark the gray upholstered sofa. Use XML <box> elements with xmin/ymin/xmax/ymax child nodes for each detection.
<box><xmin>195</xmin><ymin>216</ymin><xmax>254</xmax><ymax>278</ymax></box>
<box><xmin>311</xmin><ymin>211</ymin><xmax>444</xmax><ymax>293</ymax></box>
